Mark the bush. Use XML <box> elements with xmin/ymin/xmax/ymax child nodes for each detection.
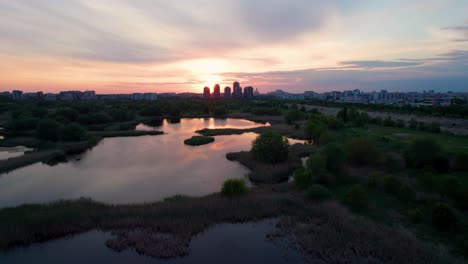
<box><xmin>306</xmin><ymin>184</ymin><xmax>332</xmax><ymax>200</ymax></box>
<box><xmin>306</xmin><ymin>153</ymin><xmax>327</xmax><ymax>179</ymax></box>
<box><xmin>383</xmin><ymin>116</ymin><xmax>395</xmax><ymax>127</ymax></box>
<box><xmin>251</xmin><ymin>131</ymin><xmax>289</xmax><ymax>164</ymax></box>
<box><xmin>285</xmin><ymin>109</ymin><xmax>303</xmax><ymax>124</ymax></box>
<box><xmin>428</xmin><ymin>122</ymin><xmax>441</xmax><ymax>133</ymax></box>
<box><xmin>383</xmin><ymin>176</ymin><xmax>403</xmax><ymax>195</ymax></box>
<box><xmin>400</xmin><ymin>185</ymin><xmax>415</xmax><ymax>201</ymax></box>
<box><xmin>404</xmin><ymin>138</ymin><xmax>443</xmax><ymax>170</ymax></box>
<box><xmin>453</xmin><ymin>152</ymin><xmax>468</xmax><ymax>171</ymax></box>
<box><xmin>345</xmin><ymin>138</ymin><xmax>382</xmax><ymax>166</ymax></box>
<box><xmin>433</xmin><ymin>156</ymin><xmax>450</xmax><ymax>174</ymax></box>
<box><xmin>367</xmin><ymin>172</ymin><xmax>380</xmax><ymax>188</ymax></box>
<box><xmin>395</xmin><ymin>119</ymin><xmax>405</xmax><ymax>128</ymax></box>
<box><xmin>323</xmin><ymin>143</ymin><xmax>346</xmax><ymax>173</ymax></box>
<box><xmin>221</xmin><ymin>179</ymin><xmax>247</xmax><ymax>197</ymax></box>
<box><xmin>304</xmin><ymin>119</ymin><xmax>326</xmax><ymax>141</ymax></box>
<box><xmin>344</xmin><ymin>184</ymin><xmax>368</xmax><ymax>210</ymax></box>
<box><xmin>408</xmin><ymin>118</ymin><xmax>418</xmax><ymax>129</ymax></box>
<box><xmin>407</xmin><ymin>208</ymin><xmax>423</xmax><ymax>224</ymax></box>
<box><xmin>60</xmin><ymin>123</ymin><xmax>88</xmax><ymax>141</ymax></box>
<box><xmin>438</xmin><ymin>175</ymin><xmax>461</xmax><ymax>198</ymax></box>
<box><xmin>431</xmin><ymin>203</ymin><xmax>457</xmax><ymax>231</ymax></box>
<box><xmin>293</xmin><ymin>168</ymin><xmax>311</xmax><ymax>190</ymax></box>
<box><xmin>36</xmin><ymin>119</ymin><xmax>60</xmax><ymax>141</ymax></box>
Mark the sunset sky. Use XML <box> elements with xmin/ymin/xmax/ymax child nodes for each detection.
<box><xmin>0</xmin><ymin>0</ymin><xmax>467</xmax><ymax>94</ymax></box>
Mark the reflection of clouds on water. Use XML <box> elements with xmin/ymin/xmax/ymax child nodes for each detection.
<box><xmin>0</xmin><ymin>119</ymin><xmax>261</xmax><ymax>208</ymax></box>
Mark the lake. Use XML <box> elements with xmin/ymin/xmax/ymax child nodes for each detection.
<box><xmin>0</xmin><ymin>118</ymin><xmax>269</xmax><ymax>208</ymax></box>
<box><xmin>0</xmin><ymin>219</ymin><xmax>307</xmax><ymax>264</ymax></box>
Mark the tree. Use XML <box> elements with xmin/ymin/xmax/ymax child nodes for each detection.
<box><xmin>323</xmin><ymin>143</ymin><xmax>346</xmax><ymax>173</ymax></box>
<box><xmin>304</xmin><ymin>120</ymin><xmax>326</xmax><ymax>141</ymax></box>
<box><xmin>60</xmin><ymin>123</ymin><xmax>88</xmax><ymax>141</ymax></box>
<box><xmin>251</xmin><ymin>131</ymin><xmax>289</xmax><ymax>164</ymax></box>
<box><xmin>404</xmin><ymin>138</ymin><xmax>443</xmax><ymax>169</ymax></box>
<box><xmin>345</xmin><ymin>138</ymin><xmax>382</xmax><ymax>166</ymax></box>
<box><xmin>285</xmin><ymin>109</ymin><xmax>303</xmax><ymax>124</ymax></box>
<box><xmin>345</xmin><ymin>184</ymin><xmax>368</xmax><ymax>210</ymax></box>
<box><xmin>36</xmin><ymin>119</ymin><xmax>60</xmax><ymax>141</ymax></box>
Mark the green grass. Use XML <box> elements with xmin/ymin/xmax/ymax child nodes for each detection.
<box><xmin>350</xmin><ymin>125</ymin><xmax>468</xmax><ymax>154</ymax></box>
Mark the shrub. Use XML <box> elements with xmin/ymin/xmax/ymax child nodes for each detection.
<box><xmin>408</xmin><ymin>118</ymin><xmax>418</xmax><ymax>129</ymax></box>
<box><xmin>306</xmin><ymin>153</ymin><xmax>327</xmax><ymax>179</ymax></box>
<box><xmin>428</xmin><ymin>122</ymin><xmax>441</xmax><ymax>133</ymax></box>
<box><xmin>293</xmin><ymin>168</ymin><xmax>311</xmax><ymax>190</ymax></box>
<box><xmin>221</xmin><ymin>179</ymin><xmax>247</xmax><ymax>197</ymax></box>
<box><xmin>383</xmin><ymin>176</ymin><xmax>403</xmax><ymax>195</ymax></box>
<box><xmin>407</xmin><ymin>208</ymin><xmax>423</xmax><ymax>224</ymax></box>
<box><xmin>395</xmin><ymin>119</ymin><xmax>405</xmax><ymax>128</ymax></box>
<box><xmin>344</xmin><ymin>184</ymin><xmax>368</xmax><ymax>210</ymax></box>
<box><xmin>304</xmin><ymin>120</ymin><xmax>326</xmax><ymax>141</ymax></box>
<box><xmin>345</xmin><ymin>138</ymin><xmax>382</xmax><ymax>166</ymax></box>
<box><xmin>383</xmin><ymin>116</ymin><xmax>395</xmax><ymax>127</ymax></box>
<box><xmin>404</xmin><ymin>138</ymin><xmax>443</xmax><ymax>169</ymax></box>
<box><xmin>285</xmin><ymin>109</ymin><xmax>303</xmax><ymax>124</ymax></box>
<box><xmin>431</xmin><ymin>203</ymin><xmax>457</xmax><ymax>231</ymax></box>
<box><xmin>367</xmin><ymin>172</ymin><xmax>380</xmax><ymax>188</ymax></box>
<box><xmin>184</xmin><ymin>136</ymin><xmax>215</xmax><ymax>146</ymax></box>
<box><xmin>251</xmin><ymin>131</ymin><xmax>289</xmax><ymax>164</ymax></box>
<box><xmin>323</xmin><ymin>143</ymin><xmax>346</xmax><ymax>173</ymax></box>
<box><xmin>400</xmin><ymin>185</ymin><xmax>416</xmax><ymax>201</ymax></box>
<box><xmin>306</xmin><ymin>184</ymin><xmax>332</xmax><ymax>200</ymax></box>
<box><xmin>433</xmin><ymin>156</ymin><xmax>450</xmax><ymax>174</ymax></box>
<box><xmin>60</xmin><ymin>123</ymin><xmax>88</xmax><ymax>141</ymax></box>
<box><xmin>453</xmin><ymin>152</ymin><xmax>468</xmax><ymax>171</ymax></box>
<box><xmin>417</xmin><ymin>171</ymin><xmax>437</xmax><ymax>191</ymax></box>
<box><xmin>36</xmin><ymin>119</ymin><xmax>60</xmax><ymax>141</ymax></box>
<box><xmin>438</xmin><ymin>175</ymin><xmax>461</xmax><ymax>198</ymax></box>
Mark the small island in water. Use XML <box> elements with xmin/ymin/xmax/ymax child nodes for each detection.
<box><xmin>184</xmin><ymin>136</ymin><xmax>215</xmax><ymax>146</ymax></box>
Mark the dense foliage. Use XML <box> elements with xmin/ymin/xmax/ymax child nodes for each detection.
<box><xmin>221</xmin><ymin>179</ymin><xmax>247</xmax><ymax>197</ymax></box>
<box><xmin>251</xmin><ymin>131</ymin><xmax>289</xmax><ymax>164</ymax></box>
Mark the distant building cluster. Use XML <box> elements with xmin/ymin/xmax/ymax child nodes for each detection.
<box><xmin>203</xmin><ymin>82</ymin><xmax>257</xmax><ymax>99</ymax></box>
<box><xmin>3</xmin><ymin>86</ymin><xmax>466</xmax><ymax>107</ymax></box>
<box><xmin>266</xmin><ymin>89</ymin><xmax>467</xmax><ymax>106</ymax></box>
<box><xmin>3</xmin><ymin>90</ymin><xmax>158</xmax><ymax>101</ymax></box>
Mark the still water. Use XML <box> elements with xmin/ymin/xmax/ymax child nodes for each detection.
<box><xmin>0</xmin><ymin>219</ymin><xmax>306</xmax><ymax>264</ymax></box>
<box><xmin>0</xmin><ymin>118</ymin><xmax>267</xmax><ymax>208</ymax></box>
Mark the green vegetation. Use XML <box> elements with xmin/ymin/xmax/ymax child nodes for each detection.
<box><xmin>305</xmin><ymin>184</ymin><xmax>332</xmax><ymax>200</ymax></box>
<box><xmin>1</xmin><ymin>99</ymin><xmax>468</xmax><ymax>260</ymax></box>
<box><xmin>184</xmin><ymin>136</ymin><xmax>215</xmax><ymax>146</ymax></box>
<box><xmin>221</xmin><ymin>179</ymin><xmax>248</xmax><ymax>197</ymax></box>
<box><xmin>344</xmin><ymin>184</ymin><xmax>368</xmax><ymax>210</ymax></box>
<box><xmin>432</xmin><ymin>203</ymin><xmax>457</xmax><ymax>232</ymax></box>
<box><xmin>383</xmin><ymin>176</ymin><xmax>403</xmax><ymax>195</ymax></box>
<box><xmin>251</xmin><ymin>131</ymin><xmax>289</xmax><ymax>164</ymax></box>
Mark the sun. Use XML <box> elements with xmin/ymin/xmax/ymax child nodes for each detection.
<box><xmin>201</xmin><ymin>74</ymin><xmax>223</xmax><ymax>88</ymax></box>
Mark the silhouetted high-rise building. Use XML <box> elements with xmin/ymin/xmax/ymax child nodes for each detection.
<box><xmin>224</xmin><ymin>86</ymin><xmax>231</xmax><ymax>98</ymax></box>
<box><xmin>213</xmin><ymin>84</ymin><xmax>221</xmax><ymax>98</ymax></box>
<box><xmin>232</xmin><ymin>81</ymin><xmax>243</xmax><ymax>98</ymax></box>
<box><xmin>203</xmin><ymin>86</ymin><xmax>210</xmax><ymax>99</ymax></box>
<box><xmin>244</xmin><ymin>86</ymin><xmax>254</xmax><ymax>99</ymax></box>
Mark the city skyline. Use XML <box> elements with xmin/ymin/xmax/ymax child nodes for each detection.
<box><xmin>0</xmin><ymin>1</ymin><xmax>467</xmax><ymax>94</ymax></box>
